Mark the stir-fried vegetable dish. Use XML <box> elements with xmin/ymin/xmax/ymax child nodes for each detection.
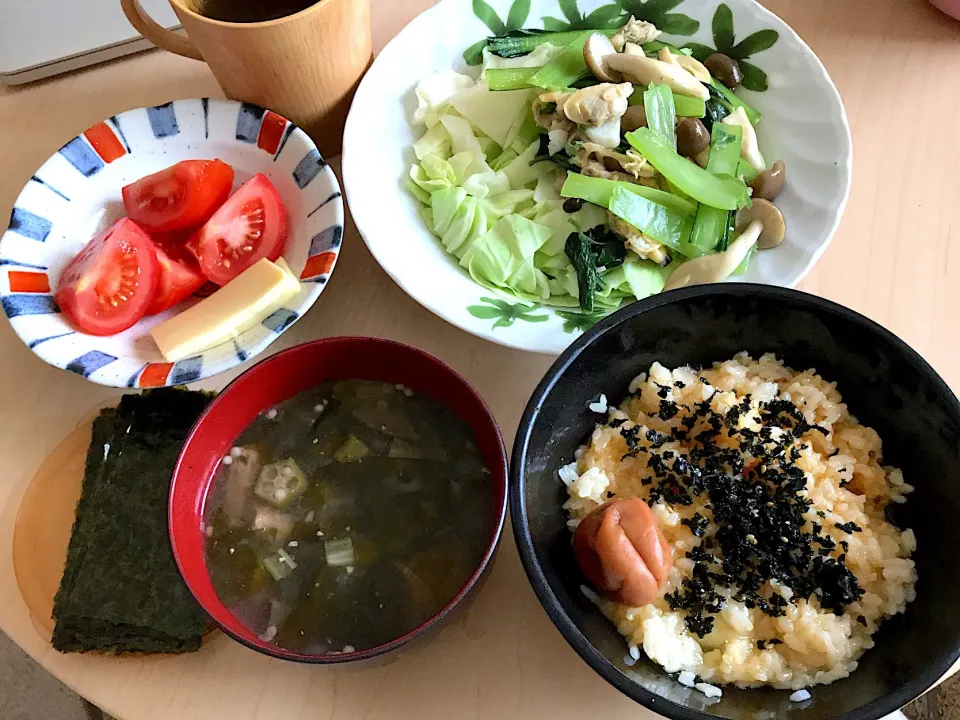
<box><xmin>203</xmin><ymin>380</ymin><xmax>495</xmax><ymax>654</ymax></box>
<box><xmin>408</xmin><ymin>16</ymin><xmax>787</xmax><ymax>315</ymax></box>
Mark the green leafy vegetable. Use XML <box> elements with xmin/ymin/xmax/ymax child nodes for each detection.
<box><xmin>670</xmin><ymin>94</ymin><xmax>705</xmax><ymax>119</ymax></box>
<box><xmin>565</xmin><ymin>232</ymin><xmax>600</xmax><ymax>312</ymax></box>
<box><xmin>737</xmin><ymin>158</ymin><xmax>759</xmax><ymax>183</ymax></box>
<box><xmin>560</xmin><ymin>172</ymin><xmax>697</xmax><ymax>216</ymax></box>
<box><xmin>628</xmin><ymin>86</ymin><xmax>705</xmax><ymax>118</ymax></box>
<box><xmin>527</xmin><ymin>31</ymin><xmax>593</xmax><ymax>90</ymax></box>
<box><xmin>684</xmin><ymin>123</ymin><xmax>741</xmax><ymax>257</ymax></box>
<box><xmin>643</xmin><ymin>84</ymin><xmax>677</xmax><ymax>150</ymax></box>
<box><xmin>626</xmin><ymin>128</ymin><xmax>751</xmax><ymax>210</ymax></box>
<box><xmin>563</xmin><ymin>226</ymin><xmax>630</xmax><ymax>312</ymax></box>
<box><xmin>709</xmin><ymin>78</ymin><xmax>762</xmax><ymax>125</ymax></box>
<box><xmin>608</xmin><ymin>186</ymin><xmax>693</xmax><ymax>252</ymax></box>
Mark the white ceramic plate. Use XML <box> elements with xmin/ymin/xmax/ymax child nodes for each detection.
<box><xmin>343</xmin><ymin>0</ymin><xmax>852</xmax><ymax>355</ymax></box>
<box><xmin>0</xmin><ymin>99</ymin><xmax>343</xmax><ymax>387</ymax></box>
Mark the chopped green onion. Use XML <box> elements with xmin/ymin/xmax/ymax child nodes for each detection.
<box><xmin>261</xmin><ymin>549</ymin><xmax>297</xmax><ymax>581</ymax></box>
<box><xmin>486</xmin><ymin>67</ymin><xmax>541</xmax><ymax>91</ymax></box>
<box><xmin>325</xmin><ymin>537</ymin><xmax>356</xmax><ymax>567</ymax></box>
<box><xmin>609</xmin><ymin>187</ymin><xmax>693</xmax><ymax>252</ymax></box>
<box><xmin>628</xmin><ymin>86</ymin><xmax>705</xmax><ymax>118</ymax></box>
<box><xmin>560</xmin><ymin>172</ymin><xmax>696</xmax><ymax>216</ymax></box>
<box><xmin>643</xmin><ymin>84</ymin><xmax>677</xmax><ymax>151</ymax></box>
<box><xmin>626</xmin><ymin>127</ymin><xmax>751</xmax><ymax>210</ymax></box>
<box><xmin>709</xmin><ymin>79</ymin><xmax>761</xmax><ymax>125</ymax></box>
<box><xmin>528</xmin><ymin>31</ymin><xmax>593</xmax><ymax>90</ymax></box>
<box><xmin>487</xmin><ymin>30</ymin><xmax>614</xmax><ymax>59</ymax></box>
<box><xmin>684</xmin><ymin>124</ymin><xmax>742</xmax><ymax>257</ymax></box>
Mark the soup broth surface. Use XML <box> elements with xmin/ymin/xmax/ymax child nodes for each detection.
<box><xmin>204</xmin><ymin>380</ymin><xmax>495</xmax><ymax>654</ymax></box>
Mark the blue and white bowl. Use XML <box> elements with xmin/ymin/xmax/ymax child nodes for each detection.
<box><xmin>0</xmin><ymin>98</ymin><xmax>343</xmax><ymax>388</ymax></box>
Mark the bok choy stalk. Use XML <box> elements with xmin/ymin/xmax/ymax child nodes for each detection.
<box><xmin>487</xmin><ymin>29</ymin><xmax>615</xmax><ymax>59</ymax></box>
<box><xmin>626</xmin><ymin>127</ymin><xmax>751</xmax><ymax>211</ymax></box>
<box><xmin>560</xmin><ymin>172</ymin><xmax>697</xmax><ymax>215</ymax></box>
<box><xmin>709</xmin><ymin>79</ymin><xmax>762</xmax><ymax>125</ymax></box>
<box><xmin>737</xmin><ymin>159</ymin><xmax>759</xmax><ymax>183</ymax></box>
<box><xmin>629</xmin><ymin>88</ymin><xmax>705</xmax><ymax>118</ymax></box>
<box><xmin>528</xmin><ymin>31</ymin><xmax>593</xmax><ymax>90</ymax></box>
<box><xmin>643</xmin><ymin>84</ymin><xmax>677</xmax><ymax>151</ymax></box>
<box><xmin>683</xmin><ymin>123</ymin><xmax>742</xmax><ymax>257</ymax></box>
<box><xmin>486</xmin><ymin>67</ymin><xmax>540</xmax><ymax>91</ymax></box>
<box><xmin>608</xmin><ymin>187</ymin><xmax>693</xmax><ymax>252</ymax></box>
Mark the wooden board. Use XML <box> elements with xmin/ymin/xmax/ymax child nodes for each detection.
<box><xmin>12</xmin><ymin>416</ymin><xmax>96</xmax><ymax>640</ymax></box>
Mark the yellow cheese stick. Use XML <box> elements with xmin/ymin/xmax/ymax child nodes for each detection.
<box><xmin>151</xmin><ymin>258</ymin><xmax>301</xmax><ymax>362</ymax></box>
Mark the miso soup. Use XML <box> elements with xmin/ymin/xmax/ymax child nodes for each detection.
<box><xmin>203</xmin><ymin>380</ymin><xmax>495</xmax><ymax>654</ymax></box>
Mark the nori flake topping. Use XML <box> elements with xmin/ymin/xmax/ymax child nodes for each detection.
<box><xmin>619</xmin><ymin>382</ymin><xmax>867</xmax><ymax>636</ymax></box>
<box><xmin>52</xmin><ymin>389</ymin><xmax>213</xmax><ymax>654</ymax></box>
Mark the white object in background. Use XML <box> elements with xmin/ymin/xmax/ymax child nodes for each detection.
<box><xmin>0</xmin><ymin>0</ymin><xmax>181</xmax><ymax>85</ymax></box>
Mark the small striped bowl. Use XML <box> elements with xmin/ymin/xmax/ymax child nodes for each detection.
<box><xmin>0</xmin><ymin>98</ymin><xmax>343</xmax><ymax>388</ymax></box>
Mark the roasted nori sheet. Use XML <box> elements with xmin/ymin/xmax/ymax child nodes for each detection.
<box><xmin>52</xmin><ymin>389</ymin><xmax>213</xmax><ymax>654</ymax></box>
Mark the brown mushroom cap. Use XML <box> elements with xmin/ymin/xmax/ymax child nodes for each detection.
<box><xmin>736</xmin><ymin>198</ymin><xmax>786</xmax><ymax>249</ymax></box>
<box><xmin>749</xmin><ymin>159</ymin><xmax>787</xmax><ymax>201</ymax></box>
<box><xmin>584</xmin><ymin>33</ymin><xmax>621</xmax><ymax>83</ymax></box>
<box><xmin>704</xmin><ymin>53</ymin><xmax>743</xmax><ymax>90</ymax></box>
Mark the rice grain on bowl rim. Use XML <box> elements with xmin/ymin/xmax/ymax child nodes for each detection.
<box><xmin>561</xmin><ymin>353</ymin><xmax>917</xmax><ymax>691</ymax></box>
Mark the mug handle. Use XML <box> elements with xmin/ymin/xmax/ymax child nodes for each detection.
<box><xmin>120</xmin><ymin>0</ymin><xmax>205</xmax><ymax>61</ymax></box>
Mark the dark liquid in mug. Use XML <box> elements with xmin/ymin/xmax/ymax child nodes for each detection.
<box><xmin>195</xmin><ymin>0</ymin><xmax>319</xmax><ymax>23</ymax></box>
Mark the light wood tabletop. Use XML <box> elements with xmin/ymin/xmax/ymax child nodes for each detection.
<box><xmin>1</xmin><ymin>1</ymin><xmax>959</xmax><ymax>718</ymax></box>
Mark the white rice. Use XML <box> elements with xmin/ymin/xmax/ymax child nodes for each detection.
<box><xmin>695</xmin><ymin>682</ymin><xmax>723</xmax><ymax>698</ymax></box>
<box><xmin>589</xmin><ymin>394</ymin><xmax>609</xmax><ymax>414</ymax></box>
<box><xmin>790</xmin><ymin>689</ymin><xmax>812</xmax><ymax>702</ymax></box>
<box><xmin>563</xmin><ymin>354</ymin><xmax>917</xmax><ymax>689</ymax></box>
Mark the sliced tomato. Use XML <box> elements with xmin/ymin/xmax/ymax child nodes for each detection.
<box><xmin>146</xmin><ymin>233</ymin><xmax>208</xmax><ymax>315</ymax></box>
<box><xmin>122</xmin><ymin>159</ymin><xmax>235</xmax><ymax>233</ymax></box>
<box><xmin>188</xmin><ymin>173</ymin><xmax>287</xmax><ymax>286</ymax></box>
<box><xmin>56</xmin><ymin>218</ymin><xmax>158</xmax><ymax>336</ymax></box>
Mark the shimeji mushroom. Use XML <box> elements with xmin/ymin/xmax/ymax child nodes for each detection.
<box><xmin>736</xmin><ymin>199</ymin><xmax>786</xmax><ymax>249</ymax></box>
<box><xmin>721</xmin><ymin>107</ymin><xmax>766</xmax><ymax>172</ymax></box>
<box><xmin>584</xmin><ymin>34</ymin><xmax>621</xmax><ymax>83</ymax></box>
<box><xmin>605</xmin><ymin>53</ymin><xmax>710</xmax><ymax>100</ymax></box>
<box><xmin>656</xmin><ymin>48</ymin><xmax>712</xmax><ymax>84</ymax></box>
<box><xmin>663</xmin><ymin>221</ymin><xmax>762</xmax><ymax>291</ymax></box>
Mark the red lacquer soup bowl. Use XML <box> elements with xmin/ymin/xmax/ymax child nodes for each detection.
<box><xmin>169</xmin><ymin>336</ymin><xmax>508</xmax><ymax>663</ymax></box>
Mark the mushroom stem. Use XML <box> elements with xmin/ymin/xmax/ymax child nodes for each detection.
<box><xmin>663</xmin><ymin>221</ymin><xmax>761</xmax><ymax>291</ymax></box>
<box><xmin>605</xmin><ymin>53</ymin><xmax>710</xmax><ymax>100</ymax></box>
<box><xmin>721</xmin><ymin>107</ymin><xmax>765</xmax><ymax>173</ymax></box>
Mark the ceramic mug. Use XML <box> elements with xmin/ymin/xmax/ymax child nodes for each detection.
<box><xmin>121</xmin><ymin>0</ymin><xmax>372</xmax><ymax>156</ymax></box>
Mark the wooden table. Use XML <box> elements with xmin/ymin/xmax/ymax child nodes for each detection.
<box><xmin>1</xmin><ymin>1</ymin><xmax>959</xmax><ymax>718</ymax></box>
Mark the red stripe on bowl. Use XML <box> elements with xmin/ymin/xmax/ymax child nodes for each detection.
<box><xmin>8</xmin><ymin>270</ymin><xmax>50</xmax><ymax>293</ymax></box>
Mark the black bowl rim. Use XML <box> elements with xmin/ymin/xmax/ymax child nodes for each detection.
<box><xmin>510</xmin><ymin>283</ymin><xmax>960</xmax><ymax>720</ymax></box>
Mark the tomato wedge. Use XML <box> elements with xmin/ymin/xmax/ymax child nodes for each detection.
<box><xmin>122</xmin><ymin>159</ymin><xmax>235</xmax><ymax>233</ymax></box>
<box><xmin>189</xmin><ymin>173</ymin><xmax>287</xmax><ymax>286</ymax></box>
<box><xmin>56</xmin><ymin>218</ymin><xmax>158</xmax><ymax>336</ymax></box>
<box><xmin>146</xmin><ymin>234</ymin><xmax>208</xmax><ymax>315</ymax></box>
